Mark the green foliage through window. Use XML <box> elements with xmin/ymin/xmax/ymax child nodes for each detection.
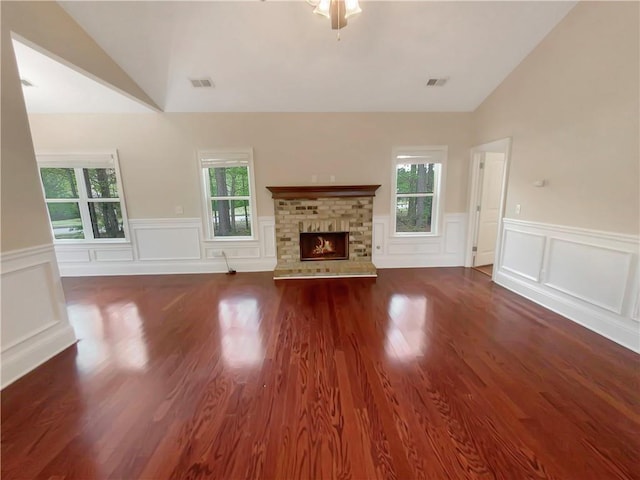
<box><xmin>88</xmin><ymin>202</ymin><xmax>124</xmax><ymax>239</ymax></box>
<box><xmin>84</xmin><ymin>168</ymin><xmax>119</xmax><ymax>198</ymax></box>
<box><xmin>206</xmin><ymin>166</ymin><xmax>252</xmax><ymax>237</ymax></box>
<box><xmin>395</xmin><ymin>162</ymin><xmax>438</xmax><ymax>234</ymax></box>
<box><xmin>47</xmin><ymin>203</ymin><xmax>84</xmax><ymax>240</ymax></box>
<box><xmin>396</xmin><ymin>163</ymin><xmax>435</xmax><ymax>195</ymax></box>
<box><xmin>40</xmin><ymin>166</ymin><xmax>126</xmax><ymax>241</ymax></box>
<box><xmin>41</xmin><ymin>168</ymin><xmax>79</xmax><ymax>199</ymax></box>
<box><xmin>208</xmin><ymin>167</ymin><xmax>250</xmax><ymax>197</ymax></box>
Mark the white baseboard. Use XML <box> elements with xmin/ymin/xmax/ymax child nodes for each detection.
<box><xmin>1</xmin><ymin>244</ymin><xmax>77</xmax><ymax>388</ymax></box>
<box><xmin>1</xmin><ymin>324</ymin><xmax>76</xmax><ymax>389</ymax></box>
<box><xmin>496</xmin><ymin>270</ymin><xmax>639</xmax><ymax>352</ymax></box>
<box><xmin>59</xmin><ymin>258</ymin><xmax>277</xmax><ymax>276</ymax></box>
<box><xmin>495</xmin><ymin>219</ymin><xmax>639</xmax><ymax>352</ymax></box>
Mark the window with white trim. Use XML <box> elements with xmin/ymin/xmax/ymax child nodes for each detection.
<box><xmin>199</xmin><ymin>149</ymin><xmax>257</xmax><ymax>239</ymax></box>
<box><xmin>37</xmin><ymin>152</ymin><xmax>129</xmax><ymax>242</ymax></box>
<box><xmin>392</xmin><ymin>147</ymin><xmax>446</xmax><ymax>236</ymax></box>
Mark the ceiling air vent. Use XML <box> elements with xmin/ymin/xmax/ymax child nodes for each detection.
<box><xmin>20</xmin><ymin>78</ymin><xmax>35</xmax><ymax>87</ymax></box>
<box><xmin>426</xmin><ymin>77</ymin><xmax>448</xmax><ymax>87</ymax></box>
<box><xmin>189</xmin><ymin>77</ymin><xmax>214</xmax><ymax>88</ymax></box>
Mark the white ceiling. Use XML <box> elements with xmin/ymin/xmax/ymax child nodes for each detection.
<box><xmin>34</xmin><ymin>1</ymin><xmax>576</xmax><ymax>113</ymax></box>
<box><xmin>12</xmin><ymin>38</ymin><xmax>154</xmax><ymax>114</ymax></box>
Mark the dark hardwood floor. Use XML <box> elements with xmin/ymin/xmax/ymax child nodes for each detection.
<box><xmin>2</xmin><ymin>268</ymin><xmax>639</xmax><ymax>479</ymax></box>
<box><xmin>472</xmin><ymin>264</ymin><xmax>493</xmax><ymax>277</ymax></box>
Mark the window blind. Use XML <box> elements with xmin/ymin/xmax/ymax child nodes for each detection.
<box><xmin>36</xmin><ymin>152</ymin><xmax>116</xmax><ymax>169</ymax></box>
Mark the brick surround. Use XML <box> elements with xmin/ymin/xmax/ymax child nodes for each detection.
<box><xmin>269</xmin><ymin>187</ymin><xmax>379</xmax><ymax>278</ymax></box>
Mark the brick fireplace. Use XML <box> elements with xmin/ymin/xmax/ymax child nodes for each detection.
<box><xmin>266</xmin><ymin>185</ymin><xmax>380</xmax><ymax>278</ymax></box>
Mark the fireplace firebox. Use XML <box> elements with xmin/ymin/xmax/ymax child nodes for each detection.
<box><xmin>299</xmin><ymin>232</ymin><xmax>349</xmax><ymax>261</ymax></box>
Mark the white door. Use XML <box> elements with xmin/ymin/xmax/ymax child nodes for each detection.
<box><xmin>474</xmin><ymin>152</ymin><xmax>505</xmax><ymax>266</ymax></box>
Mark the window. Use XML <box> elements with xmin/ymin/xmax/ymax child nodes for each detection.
<box><xmin>37</xmin><ymin>152</ymin><xmax>129</xmax><ymax>242</ymax></box>
<box><xmin>199</xmin><ymin>149</ymin><xmax>257</xmax><ymax>240</ymax></box>
<box><xmin>392</xmin><ymin>147</ymin><xmax>446</xmax><ymax>236</ymax></box>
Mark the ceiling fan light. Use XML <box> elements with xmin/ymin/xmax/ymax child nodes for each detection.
<box><xmin>344</xmin><ymin>0</ymin><xmax>362</xmax><ymax>18</ymax></box>
<box><xmin>313</xmin><ymin>0</ymin><xmax>331</xmax><ymax>18</ymax></box>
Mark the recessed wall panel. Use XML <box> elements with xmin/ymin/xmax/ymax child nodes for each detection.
<box><xmin>501</xmin><ymin>229</ymin><xmax>545</xmax><ymax>281</ymax></box>
<box><xmin>545</xmin><ymin>238</ymin><xmax>631</xmax><ymax>313</ymax></box>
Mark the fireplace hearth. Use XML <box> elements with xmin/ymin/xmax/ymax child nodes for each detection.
<box><xmin>300</xmin><ymin>232</ymin><xmax>348</xmax><ymax>261</ymax></box>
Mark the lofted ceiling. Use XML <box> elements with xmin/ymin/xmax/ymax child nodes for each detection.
<box><xmin>27</xmin><ymin>1</ymin><xmax>577</xmax><ymax>113</ymax></box>
<box><xmin>12</xmin><ymin>38</ymin><xmax>154</xmax><ymax>113</ymax></box>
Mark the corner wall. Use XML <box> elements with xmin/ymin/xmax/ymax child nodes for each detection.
<box><xmin>472</xmin><ymin>1</ymin><xmax>640</xmax><ymax>352</ymax></box>
<box><xmin>1</xmin><ymin>4</ymin><xmax>76</xmax><ymax>388</ymax></box>
<box><xmin>472</xmin><ymin>1</ymin><xmax>639</xmax><ymax>235</ymax></box>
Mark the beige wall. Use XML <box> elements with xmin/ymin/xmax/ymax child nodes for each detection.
<box><xmin>27</xmin><ymin>113</ymin><xmax>472</xmax><ymax>218</ymax></box>
<box><xmin>20</xmin><ymin>1</ymin><xmax>640</xmax><ymax>238</ymax></box>
<box><xmin>1</xmin><ymin>10</ymin><xmax>53</xmax><ymax>252</ymax></box>
<box><xmin>472</xmin><ymin>1</ymin><xmax>639</xmax><ymax>235</ymax></box>
<box><xmin>2</xmin><ymin>1</ymin><xmax>158</xmax><ymax>111</ymax></box>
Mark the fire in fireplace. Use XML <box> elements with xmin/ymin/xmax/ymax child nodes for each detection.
<box><xmin>300</xmin><ymin>232</ymin><xmax>349</xmax><ymax>261</ymax></box>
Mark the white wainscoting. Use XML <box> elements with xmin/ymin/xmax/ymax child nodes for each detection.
<box><xmin>1</xmin><ymin>244</ymin><xmax>77</xmax><ymax>388</ymax></box>
<box><xmin>495</xmin><ymin>218</ymin><xmax>640</xmax><ymax>352</ymax></box>
<box><xmin>56</xmin><ymin>217</ymin><xmax>277</xmax><ymax>276</ymax></box>
<box><xmin>55</xmin><ymin>214</ymin><xmax>467</xmax><ymax>276</ymax></box>
<box><xmin>372</xmin><ymin>213</ymin><xmax>467</xmax><ymax>268</ymax></box>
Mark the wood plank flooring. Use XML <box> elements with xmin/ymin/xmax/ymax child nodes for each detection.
<box><xmin>472</xmin><ymin>264</ymin><xmax>493</xmax><ymax>277</ymax></box>
<box><xmin>2</xmin><ymin>268</ymin><xmax>639</xmax><ymax>479</ymax></box>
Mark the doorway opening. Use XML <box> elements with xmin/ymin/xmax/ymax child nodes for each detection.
<box><xmin>465</xmin><ymin>138</ymin><xmax>511</xmax><ymax>279</ymax></box>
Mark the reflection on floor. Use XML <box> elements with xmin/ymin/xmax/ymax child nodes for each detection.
<box><xmin>1</xmin><ymin>269</ymin><xmax>638</xmax><ymax>479</ymax></box>
<box><xmin>473</xmin><ymin>263</ymin><xmax>493</xmax><ymax>277</ymax></box>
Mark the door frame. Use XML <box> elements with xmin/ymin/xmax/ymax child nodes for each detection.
<box><xmin>464</xmin><ymin>138</ymin><xmax>512</xmax><ymax>277</ymax></box>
